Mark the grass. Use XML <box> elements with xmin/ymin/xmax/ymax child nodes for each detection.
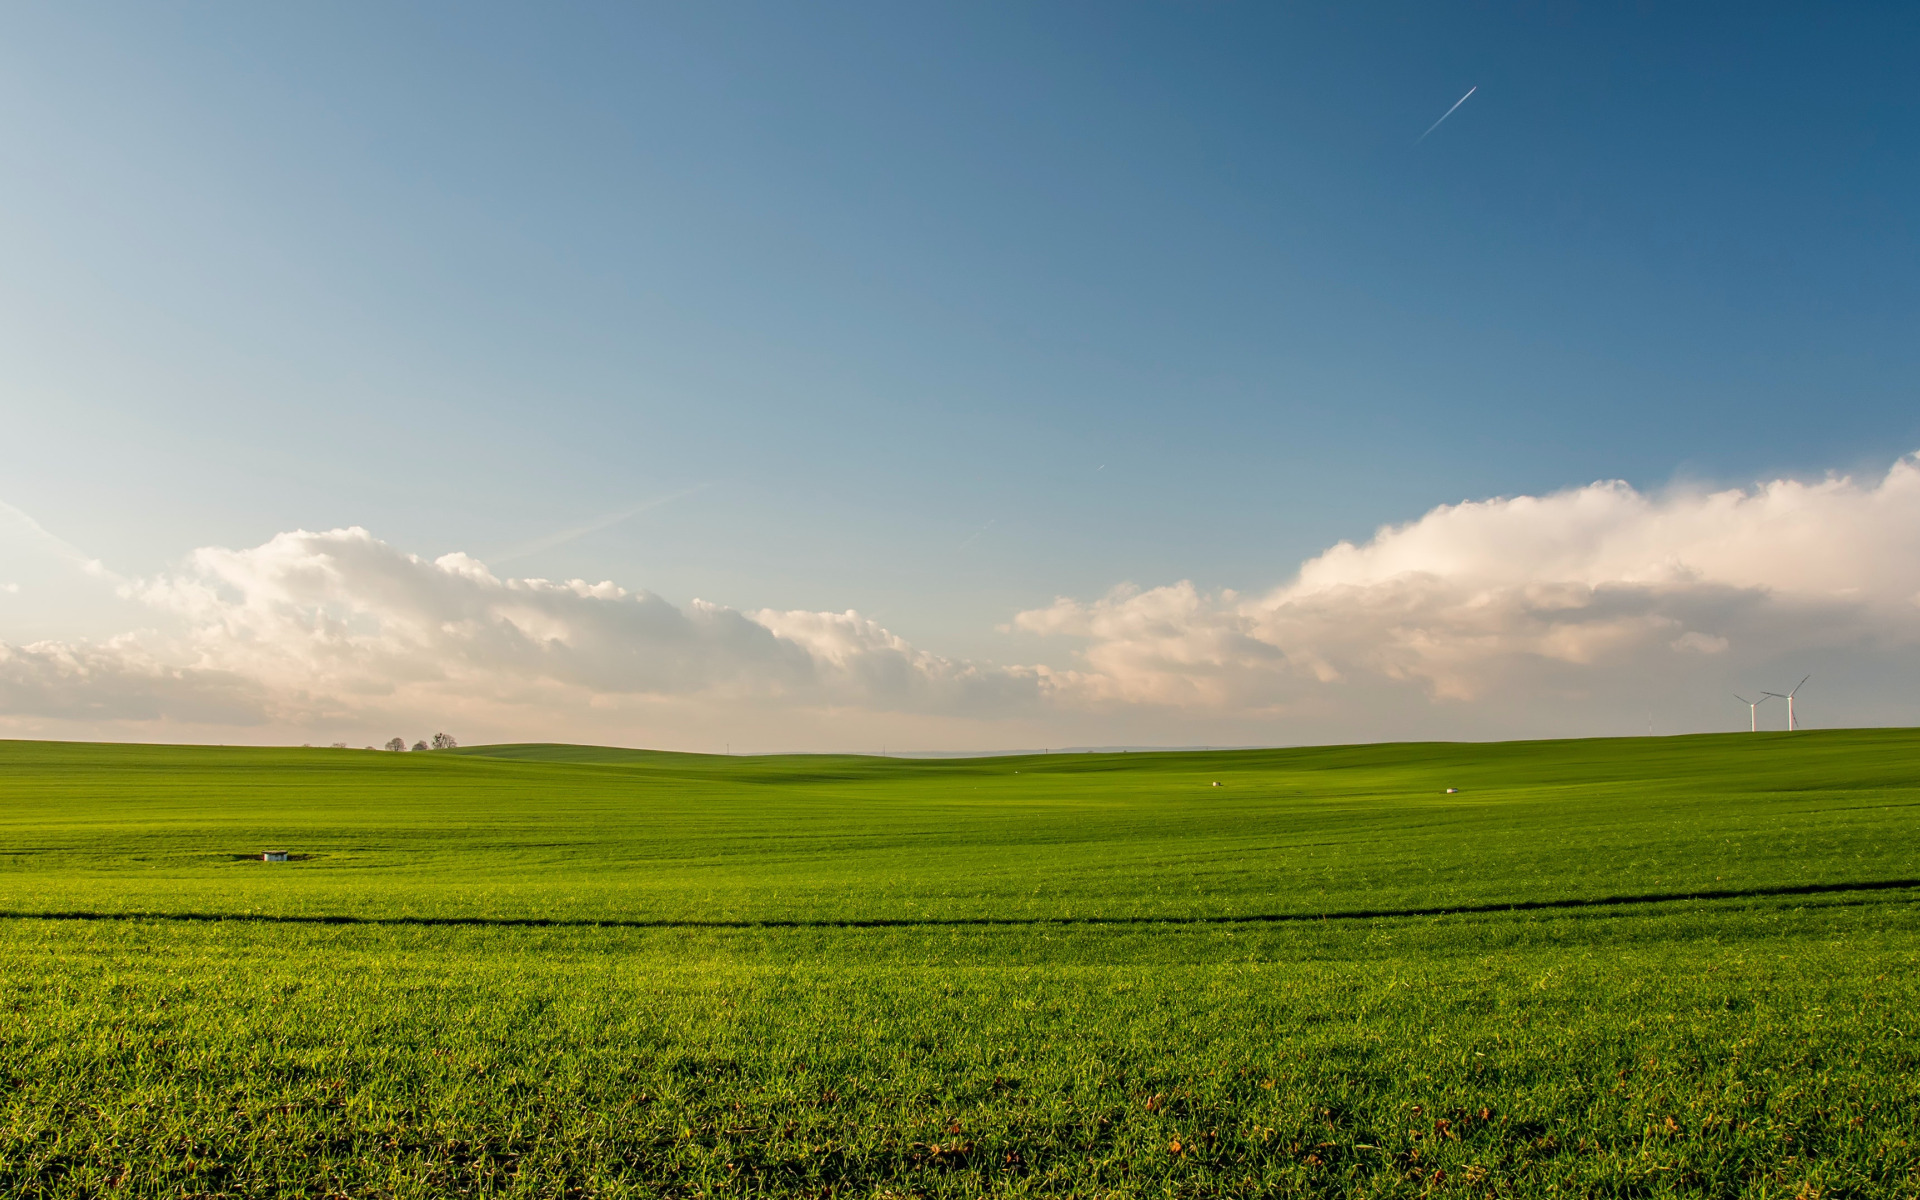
<box><xmin>0</xmin><ymin>730</ymin><xmax>1917</xmax><ymax>1196</ymax></box>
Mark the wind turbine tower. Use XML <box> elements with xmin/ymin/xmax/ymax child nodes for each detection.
<box><xmin>1763</xmin><ymin>675</ymin><xmax>1812</xmax><ymax>731</ymax></box>
<box><xmin>1733</xmin><ymin>693</ymin><xmax>1772</xmax><ymax>732</ymax></box>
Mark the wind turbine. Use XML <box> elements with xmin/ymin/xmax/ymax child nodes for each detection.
<box><xmin>1732</xmin><ymin>692</ymin><xmax>1773</xmax><ymax>732</ymax></box>
<box><xmin>1763</xmin><ymin>675</ymin><xmax>1811</xmax><ymax>731</ymax></box>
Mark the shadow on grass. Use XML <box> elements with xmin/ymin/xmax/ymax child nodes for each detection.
<box><xmin>2</xmin><ymin>879</ymin><xmax>1917</xmax><ymax>930</ymax></box>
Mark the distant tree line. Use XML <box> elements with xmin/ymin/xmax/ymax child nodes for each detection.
<box><xmin>383</xmin><ymin>733</ymin><xmax>457</xmax><ymax>751</ymax></box>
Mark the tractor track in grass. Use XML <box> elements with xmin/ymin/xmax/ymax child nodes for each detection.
<box><xmin>4</xmin><ymin>877</ymin><xmax>1916</xmax><ymax>931</ymax></box>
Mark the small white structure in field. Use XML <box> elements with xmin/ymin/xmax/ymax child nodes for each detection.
<box><xmin>1211</xmin><ymin>781</ymin><xmax>1221</xmax><ymax>787</ymax></box>
<box><xmin>262</xmin><ymin>850</ymin><xmax>289</xmax><ymax>863</ymax></box>
<box><xmin>1445</xmin><ymin>788</ymin><xmax>1459</xmax><ymax>794</ymax></box>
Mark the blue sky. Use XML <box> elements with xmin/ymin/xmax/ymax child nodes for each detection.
<box><xmin>3</xmin><ymin>3</ymin><xmax>1919</xmax><ymax>749</ymax></box>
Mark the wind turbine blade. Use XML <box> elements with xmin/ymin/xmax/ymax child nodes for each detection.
<box><xmin>1792</xmin><ymin>674</ymin><xmax>1811</xmax><ymax>696</ymax></box>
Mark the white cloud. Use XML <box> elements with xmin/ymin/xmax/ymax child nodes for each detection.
<box><xmin>0</xmin><ymin>637</ymin><xmax>269</xmax><ymax>724</ymax></box>
<box><xmin>0</xmin><ymin>526</ymin><xmax>1045</xmax><ymax>744</ymax></box>
<box><xmin>1018</xmin><ymin>455</ymin><xmax>1920</xmax><ymax>710</ymax></box>
<box><xmin>129</xmin><ymin>529</ymin><xmax>820</xmax><ymax>702</ymax></box>
<box><xmin>6</xmin><ymin>455</ymin><xmax>1920</xmax><ymax>747</ymax></box>
<box><xmin>123</xmin><ymin>527</ymin><xmax>1041</xmax><ymax>714</ymax></box>
<box><xmin>752</xmin><ymin>607</ymin><xmax>1039</xmax><ymax>713</ymax></box>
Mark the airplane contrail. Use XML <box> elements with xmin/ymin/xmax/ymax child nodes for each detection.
<box><xmin>490</xmin><ymin>483</ymin><xmax>713</xmax><ymax>564</ymax></box>
<box><xmin>957</xmin><ymin>518</ymin><xmax>996</xmax><ymax>551</ymax></box>
<box><xmin>0</xmin><ymin>498</ymin><xmax>122</xmax><ymax>583</ymax></box>
<box><xmin>1416</xmin><ymin>85</ymin><xmax>1477</xmax><ymax>143</ymax></box>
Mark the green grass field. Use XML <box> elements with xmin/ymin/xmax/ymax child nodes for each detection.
<box><xmin>2</xmin><ymin>731</ymin><xmax>1917</xmax><ymax>1197</ymax></box>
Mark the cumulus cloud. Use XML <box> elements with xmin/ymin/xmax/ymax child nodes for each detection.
<box><xmin>0</xmin><ymin>638</ymin><xmax>269</xmax><ymax>724</ymax></box>
<box><xmin>1018</xmin><ymin>455</ymin><xmax>1920</xmax><ymax>708</ymax></box>
<box><xmin>133</xmin><ymin>529</ymin><xmax>819</xmax><ymax>701</ymax></box>
<box><xmin>6</xmin><ymin>454</ymin><xmax>1920</xmax><ymax>745</ymax></box>
<box><xmin>752</xmin><ymin>607</ymin><xmax>1039</xmax><ymax>714</ymax></box>
<box><xmin>0</xmin><ymin>527</ymin><xmax>1040</xmax><ymax>738</ymax></box>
